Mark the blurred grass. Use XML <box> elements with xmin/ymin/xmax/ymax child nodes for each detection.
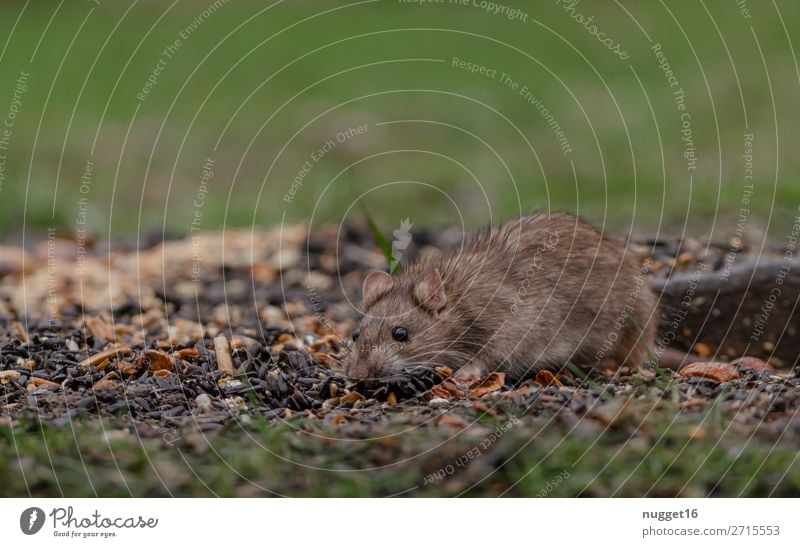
<box><xmin>0</xmin><ymin>0</ymin><xmax>798</xmax><ymax>240</ymax></box>
<box><xmin>3</xmin><ymin>406</ymin><xmax>799</xmax><ymax>496</ymax></box>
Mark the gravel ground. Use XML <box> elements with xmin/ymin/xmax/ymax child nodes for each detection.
<box><xmin>1</xmin><ymin>223</ymin><xmax>799</xmax><ymax>496</ymax></box>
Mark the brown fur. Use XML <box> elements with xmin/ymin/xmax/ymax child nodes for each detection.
<box><xmin>345</xmin><ymin>212</ymin><xmax>658</xmax><ymax>380</ymax></box>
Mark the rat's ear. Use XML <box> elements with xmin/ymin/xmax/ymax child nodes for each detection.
<box><xmin>414</xmin><ymin>268</ymin><xmax>446</xmax><ymax>314</ymax></box>
<box><xmin>362</xmin><ymin>270</ymin><xmax>394</xmax><ymax>307</ymax></box>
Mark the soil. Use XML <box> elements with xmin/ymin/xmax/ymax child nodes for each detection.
<box><xmin>1</xmin><ymin>223</ymin><xmax>798</xmax><ymax>437</ymax></box>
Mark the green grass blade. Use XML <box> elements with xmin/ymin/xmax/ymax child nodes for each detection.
<box><xmin>360</xmin><ymin>203</ymin><xmax>394</xmax><ymax>271</ymax></box>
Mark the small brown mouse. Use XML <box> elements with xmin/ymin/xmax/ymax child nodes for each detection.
<box><xmin>345</xmin><ymin>212</ymin><xmax>657</xmax><ymax>381</ymax></box>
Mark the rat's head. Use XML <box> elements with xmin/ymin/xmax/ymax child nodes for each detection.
<box><xmin>345</xmin><ymin>268</ymin><xmax>448</xmax><ymax>381</ymax></box>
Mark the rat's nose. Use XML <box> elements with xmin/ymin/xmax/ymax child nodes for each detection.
<box><xmin>347</xmin><ymin>359</ymin><xmax>373</xmax><ymax>380</ymax></box>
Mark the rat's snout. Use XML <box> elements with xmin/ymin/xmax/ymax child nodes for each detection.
<box><xmin>346</xmin><ymin>348</ymin><xmax>379</xmax><ymax>381</ymax></box>
<box><xmin>347</xmin><ymin>357</ymin><xmax>373</xmax><ymax>380</ymax></box>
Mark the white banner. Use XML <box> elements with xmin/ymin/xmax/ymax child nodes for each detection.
<box><xmin>0</xmin><ymin>498</ymin><xmax>795</xmax><ymax>546</ymax></box>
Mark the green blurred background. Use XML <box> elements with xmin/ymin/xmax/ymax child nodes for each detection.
<box><xmin>0</xmin><ymin>0</ymin><xmax>798</xmax><ymax>240</ymax></box>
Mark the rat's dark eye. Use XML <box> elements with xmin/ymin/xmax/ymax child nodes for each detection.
<box><xmin>391</xmin><ymin>326</ymin><xmax>408</xmax><ymax>342</ymax></box>
<box><xmin>352</xmin><ymin>328</ymin><xmax>361</xmax><ymax>342</ymax></box>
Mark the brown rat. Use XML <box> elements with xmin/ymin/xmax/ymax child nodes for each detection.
<box><xmin>345</xmin><ymin>212</ymin><xmax>657</xmax><ymax>381</ymax></box>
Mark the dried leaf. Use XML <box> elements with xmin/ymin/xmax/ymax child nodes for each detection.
<box><xmin>31</xmin><ymin>377</ymin><xmax>60</xmax><ymax>389</ymax></box>
<box><xmin>176</xmin><ymin>347</ymin><xmax>200</xmax><ymax>359</ymax></box>
<box><xmin>468</xmin><ymin>372</ymin><xmax>506</xmax><ymax>398</ymax></box>
<box><xmin>79</xmin><ymin>346</ymin><xmax>131</xmax><ymax>368</ymax></box>
<box><xmin>92</xmin><ymin>379</ymin><xmax>121</xmax><ymax>390</ymax></box>
<box><xmin>313</xmin><ymin>352</ymin><xmax>337</xmax><ymax>368</ymax></box>
<box><xmin>679</xmin><ymin>361</ymin><xmax>739</xmax><ymax>383</ymax></box>
<box><xmin>535</xmin><ymin>369</ymin><xmax>563</xmax><ymax>387</ymax></box>
<box><xmin>429</xmin><ymin>379</ymin><xmax>466</xmax><ymax>400</ymax></box>
<box><xmin>434</xmin><ymin>366</ymin><xmax>453</xmax><ymax>379</ymax></box>
<box><xmin>118</xmin><ymin>360</ymin><xmax>143</xmax><ymax>376</ymax></box>
<box><xmin>340</xmin><ymin>391</ymin><xmax>364</xmax><ymax>405</ymax></box>
<box><xmin>144</xmin><ymin>349</ymin><xmax>174</xmax><ymax>372</ymax></box>
<box><xmin>452</xmin><ymin>371</ymin><xmax>481</xmax><ymax>390</ymax></box>
<box><xmin>386</xmin><ymin>392</ymin><xmax>397</xmax><ymax>406</ymax></box>
<box><xmin>429</xmin><ymin>384</ymin><xmax>455</xmax><ymax>400</ymax></box>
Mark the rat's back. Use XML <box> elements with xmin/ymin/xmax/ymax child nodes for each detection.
<box><xmin>426</xmin><ymin>212</ymin><xmax>657</xmax><ymax>376</ymax></box>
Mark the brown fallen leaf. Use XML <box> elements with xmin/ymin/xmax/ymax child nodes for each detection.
<box><xmin>731</xmin><ymin>356</ymin><xmax>773</xmax><ymax>373</ymax></box>
<box><xmin>92</xmin><ymin>379</ymin><xmax>121</xmax><ymax>390</ymax></box>
<box><xmin>118</xmin><ymin>360</ymin><xmax>143</xmax><ymax>376</ymax></box>
<box><xmin>535</xmin><ymin>369</ymin><xmax>563</xmax><ymax>387</ymax></box>
<box><xmin>679</xmin><ymin>361</ymin><xmax>739</xmax><ymax>383</ymax></box>
<box><xmin>31</xmin><ymin>377</ymin><xmax>60</xmax><ymax>389</ymax></box>
<box><xmin>386</xmin><ymin>392</ymin><xmax>397</xmax><ymax>406</ymax></box>
<box><xmin>79</xmin><ymin>346</ymin><xmax>131</xmax><ymax>368</ymax></box>
<box><xmin>313</xmin><ymin>352</ymin><xmax>337</xmax><ymax>368</ymax></box>
<box><xmin>429</xmin><ymin>379</ymin><xmax>467</xmax><ymax>400</ymax></box>
<box><xmin>144</xmin><ymin>349</ymin><xmax>174</xmax><ymax>372</ymax></box>
<box><xmin>468</xmin><ymin>372</ymin><xmax>506</xmax><ymax>398</ymax></box>
<box><xmin>434</xmin><ymin>366</ymin><xmax>453</xmax><ymax>379</ymax></box>
<box><xmin>429</xmin><ymin>384</ymin><xmax>455</xmax><ymax>400</ymax></box>
<box><xmin>340</xmin><ymin>391</ymin><xmax>364</xmax><ymax>405</ymax></box>
<box><xmin>120</xmin><ymin>349</ymin><xmax>172</xmax><ymax>376</ymax></box>
<box><xmin>175</xmin><ymin>347</ymin><xmax>200</xmax><ymax>359</ymax></box>
<box><xmin>451</xmin><ymin>371</ymin><xmax>482</xmax><ymax>390</ymax></box>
